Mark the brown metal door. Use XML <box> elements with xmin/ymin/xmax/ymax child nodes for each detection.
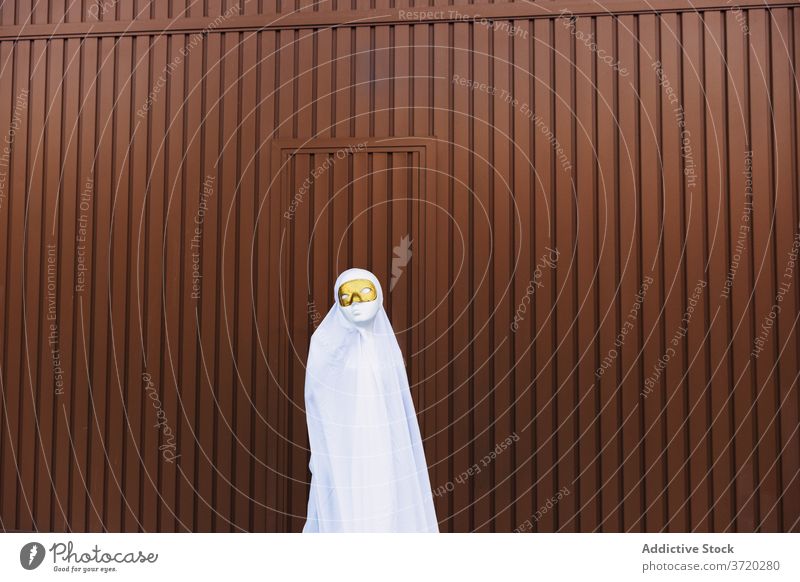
<box><xmin>267</xmin><ymin>140</ymin><xmax>439</xmax><ymax>530</ymax></box>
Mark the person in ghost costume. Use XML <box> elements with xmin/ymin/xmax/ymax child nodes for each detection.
<box><xmin>302</xmin><ymin>268</ymin><xmax>439</xmax><ymax>532</ymax></box>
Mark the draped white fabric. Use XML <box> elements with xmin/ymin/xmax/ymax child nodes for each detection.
<box><xmin>302</xmin><ymin>268</ymin><xmax>439</xmax><ymax>533</ymax></box>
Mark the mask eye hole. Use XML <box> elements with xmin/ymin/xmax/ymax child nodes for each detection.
<box><xmin>341</xmin><ymin>293</ymin><xmax>350</xmax><ymax>300</ymax></box>
<box><xmin>361</xmin><ymin>287</ymin><xmax>371</xmax><ymax>295</ymax></box>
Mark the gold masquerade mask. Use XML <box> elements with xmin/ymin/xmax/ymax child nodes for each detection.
<box><xmin>338</xmin><ymin>279</ymin><xmax>378</xmax><ymax>307</ymax></box>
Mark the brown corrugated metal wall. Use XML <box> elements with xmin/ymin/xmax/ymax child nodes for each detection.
<box><xmin>0</xmin><ymin>0</ymin><xmax>798</xmax><ymax>532</ymax></box>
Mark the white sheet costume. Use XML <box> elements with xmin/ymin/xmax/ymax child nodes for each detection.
<box><xmin>302</xmin><ymin>268</ymin><xmax>439</xmax><ymax>532</ymax></box>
